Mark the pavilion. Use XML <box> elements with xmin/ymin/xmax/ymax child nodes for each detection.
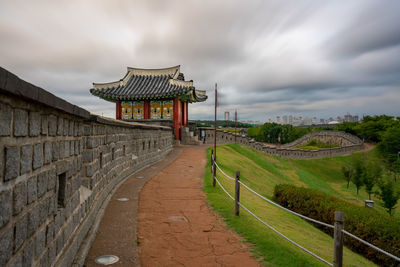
<box><xmin>90</xmin><ymin>65</ymin><xmax>207</xmax><ymax>140</ymax></box>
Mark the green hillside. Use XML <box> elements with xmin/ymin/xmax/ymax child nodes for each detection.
<box><xmin>203</xmin><ymin>144</ymin><xmax>399</xmax><ymax>266</ymax></box>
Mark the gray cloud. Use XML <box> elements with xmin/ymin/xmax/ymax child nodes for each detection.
<box><xmin>0</xmin><ymin>0</ymin><xmax>399</xmax><ymax>122</ymax></box>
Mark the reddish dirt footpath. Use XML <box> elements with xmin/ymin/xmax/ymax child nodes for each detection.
<box><xmin>138</xmin><ymin>146</ymin><xmax>261</xmax><ymax>267</ymax></box>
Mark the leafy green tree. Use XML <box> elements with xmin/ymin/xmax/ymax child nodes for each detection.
<box><xmin>342</xmin><ymin>165</ymin><xmax>353</xmax><ymax>189</ymax></box>
<box><xmin>378</xmin><ymin>126</ymin><xmax>400</xmax><ymax>163</ymax></box>
<box><xmin>377</xmin><ymin>173</ymin><xmax>400</xmax><ymax>216</ymax></box>
<box><xmin>363</xmin><ymin>162</ymin><xmax>381</xmax><ymax>200</ymax></box>
<box><xmin>352</xmin><ymin>157</ymin><xmax>364</xmax><ymax>195</ymax></box>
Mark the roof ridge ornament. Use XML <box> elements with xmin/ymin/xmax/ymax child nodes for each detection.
<box><xmin>127</xmin><ymin>65</ymin><xmax>180</xmax><ymax>77</ymax></box>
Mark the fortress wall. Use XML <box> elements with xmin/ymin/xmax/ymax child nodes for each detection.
<box><xmin>199</xmin><ymin>128</ymin><xmax>363</xmax><ymax>159</ymax></box>
<box><xmin>0</xmin><ymin>67</ymin><xmax>173</xmax><ymax>267</ymax></box>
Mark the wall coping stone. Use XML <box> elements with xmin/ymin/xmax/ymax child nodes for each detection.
<box><xmin>0</xmin><ymin>67</ymin><xmax>172</xmax><ymax>131</ymax></box>
<box><xmin>0</xmin><ymin>67</ymin><xmax>90</xmax><ymax>119</ymax></box>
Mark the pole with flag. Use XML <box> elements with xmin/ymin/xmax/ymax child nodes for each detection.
<box><xmin>235</xmin><ymin>109</ymin><xmax>237</xmax><ymax>144</ymax></box>
<box><xmin>214</xmin><ymin>83</ymin><xmax>217</xmax><ymax>158</ymax></box>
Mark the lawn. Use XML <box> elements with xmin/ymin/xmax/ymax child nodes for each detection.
<box><xmin>203</xmin><ymin>144</ymin><xmax>397</xmax><ymax>266</ymax></box>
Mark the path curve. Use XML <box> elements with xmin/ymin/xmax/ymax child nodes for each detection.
<box><xmin>138</xmin><ymin>145</ymin><xmax>261</xmax><ymax>266</ymax></box>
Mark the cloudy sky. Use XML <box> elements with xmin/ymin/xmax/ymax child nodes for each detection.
<box><xmin>1</xmin><ymin>0</ymin><xmax>399</xmax><ymax>121</ymax></box>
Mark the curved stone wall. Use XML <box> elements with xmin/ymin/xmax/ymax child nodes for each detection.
<box><xmin>199</xmin><ymin>128</ymin><xmax>364</xmax><ymax>159</ymax></box>
<box><xmin>0</xmin><ymin>67</ymin><xmax>174</xmax><ymax>267</ymax></box>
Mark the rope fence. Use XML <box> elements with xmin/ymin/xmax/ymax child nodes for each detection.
<box><xmin>210</xmin><ymin>150</ymin><xmax>400</xmax><ymax>266</ymax></box>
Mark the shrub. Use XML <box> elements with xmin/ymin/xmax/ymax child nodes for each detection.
<box><xmin>273</xmin><ymin>184</ymin><xmax>400</xmax><ymax>266</ymax></box>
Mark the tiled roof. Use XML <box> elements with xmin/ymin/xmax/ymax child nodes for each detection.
<box><xmin>90</xmin><ymin>65</ymin><xmax>207</xmax><ymax>103</ymax></box>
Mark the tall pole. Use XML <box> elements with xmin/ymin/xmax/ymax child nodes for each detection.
<box><xmin>235</xmin><ymin>109</ymin><xmax>237</xmax><ymax>144</ymax></box>
<box><xmin>214</xmin><ymin>83</ymin><xmax>217</xmax><ymax>158</ymax></box>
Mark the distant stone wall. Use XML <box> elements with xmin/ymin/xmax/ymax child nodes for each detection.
<box><xmin>0</xmin><ymin>67</ymin><xmax>174</xmax><ymax>267</ymax></box>
<box><xmin>281</xmin><ymin>130</ymin><xmax>363</xmax><ymax>148</ymax></box>
<box><xmin>199</xmin><ymin>128</ymin><xmax>363</xmax><ymax>159</ymax></box>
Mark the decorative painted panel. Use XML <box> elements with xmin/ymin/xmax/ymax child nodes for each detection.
<box><xmin>150</xmin><ymin>101</ymin><xmax>162</xmax><ymax>119</ymax></box>
<box><xmin>121</xmin><ymin>101</ymin><xmax>132</xmax><ymax>120</ymax></box>
<box><xmin>132</xmin><ymin>101</ymin><xmax>144</xmax><ymax>119</ymax></box>
<box><xmin>162</xmin><ymin>100</ymin><xmax>173</xmax><ymax>119</ymax></box>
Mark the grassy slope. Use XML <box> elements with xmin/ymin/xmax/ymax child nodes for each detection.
<box><xmin>204</xmin><ymin>145</ymin><xmax>380</xmax><ymax>266</ymax></box>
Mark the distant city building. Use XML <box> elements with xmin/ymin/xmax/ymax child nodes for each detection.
<box><xmin>282</xmin><ymin>115</ymin><xmax>288</xmax><ymax>125</ymax></box>
<box><xmin>224</xmin><ymin>111</ymin><xmax>229</xmax><ymax>121</ymax></box>
<box><xmin>276</xmin><ymin>116</ymin><xmax>280</xmax><ymax>124</ymax></box>
<box><xmin>312</xmin><ymin>117</ymin><xmax>317</xmax><ymax>124</ymax></box>
<box><xmin>289</xmin><ymin>115</ymin><xmax>293</xmax><ymax>124</ymax></box>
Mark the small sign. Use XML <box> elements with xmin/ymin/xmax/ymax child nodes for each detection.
<box><xmin>365</xmin><ymin>200</ymin><xmax>374</xmax><ymax>208</ymax></box>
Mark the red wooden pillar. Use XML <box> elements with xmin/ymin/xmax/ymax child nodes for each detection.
<box><xmin>173</xmin><ymin>98</ymin><xmax>182</xmax><ymax>140</ymax></box>
<box><xmin>143</xmin><ymin>100</ymin><xmax>150</xmax><ymax>119</ymax></box>
<box><xmin>116</xmin><ymin>100</ymin><xmax>121</xmax><ymax>119</ymax></box>
<box><xmin>184</xmin><ymin>101</ymin><xmax>188</xmax><ymax>126</ymax></box>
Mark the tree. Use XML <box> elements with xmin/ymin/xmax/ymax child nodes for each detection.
<box><xmin>378</xmin><ymin>126</ymin><xmax>400</xmax><ymax>163</ymax></box>
<box><xmin>342</xmin><ymin>165</ymin><xmax>353</xmax><ymax>189</ymax></box>
<box><xmin>363</xmin><ymin>162</ymin><xmax>381</xmax><ymax>200</ymax></box>
<box><xmin>352</xmin><ymin>159</ymin><xmax>364</xmax><ymax>195</ymax></box>
<box><xmin>377</xmin><ymin>173</ymin><xmax>400</xmax><ymax>216</ymax></box>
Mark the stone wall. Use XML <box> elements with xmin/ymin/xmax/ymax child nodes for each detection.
<box><xmin>281</xmin><ymin>130</ymin><xmax>363</xmax><ymax>148</ymax></box>
<box><xmin>0</xmin><ymin>67</ymin><xmax>174</xmax><ymax>267</ymax></box>
<box><xmin>199</xmin><ymin>128</ymin><xmax>363</xmax><ymax>159</ymax></box>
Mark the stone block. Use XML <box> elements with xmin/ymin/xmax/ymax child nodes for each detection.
<box><xmin>56</xmin><ymin>232</ymin><xmax>63</xmax><ymax>256</ymax></box>
<box><xmin>23</xmin><ymin>240</ymin><xmax>34</xmax><ymax>267</ymax></box>
<box><xmin>33</xmin><ymin>143</ymin><xmax>43</xmax><ymax>170</ymax></box>
<box><xmin>57</xmin><ymin>117</ymin><xmax>63</xmax><ymax>136</ymax></box>
<box><xmin>14</xmin><ymin>214</ymin><xmax>28</xmax><ymax>252</ymax></box>
<box><xmin>29</xmin><ymin>111</ymin><xmax>40</xmax><ymax>137</ymax></box>
<box><xmin>63</xmin><ymin>119</ymin><xmax>69</xmax><ymax>136</ymax></box>
<box><xmin>27</xmin><ymin>206</ymin><xmax>39</xmax><ymax>238</ymax></box>
<box><xmin>82</xmin><ymin>150</ymin><xmax>93</xmax><ymax>163</ymax></box>
<box><xmin>39</xmin><ymin>250</ymin><xmax>48</xmax><ymax>267</ymax></box>
<box><xmin>69</xmin><ymin>120</ymin><xmax>74</xmax><ymax>136</ymax></box>
<box><xmin>11</xmin><ymin>254</ymin><xmax>22</xmax><ymax>267</ymax></box>
<box><xmin>0</xmin><ymin>190</ymin><xmax>11</xmax><ymax>228</ymax></box>
<box><xmin>46</xmin><ymin>222</ymin><xmax>54</xmax><ymax>246</ymax></box>
<box><xmin>44</xmin><ymin>142</ymin><xmax>51</xmax><ymax>165</ymax></box>
<box><xmin>48</xmin><ymin>196</ymin><xmax>56</xmax><ymax>216</ymax></box>
<box><xmin>52</xmin><ymin>142</ymin><xmax>59</xmax><ymax>161</ymax></box>
<box><xmin>20</xmin><ymin>145</ymin><xmax>33</xmax><ymax>175</ymax></box>
<box><xmin>70</xmin><ymin>141</ymin><xmax>74</xmax><ymax>156</ymax></box>
<box><xmin>37</xmin><ymin>172</ymin><xmax>47</xmax><ymax>198</ymax></box>
<box><xmin>14</xmin><ymin>109</ymin><xmax>28</xmax><ymax>136</ymax></box>
<box><xmin>48</xmin><ymin>115</ymin><xmax>57</xmax><ymax>136</ymax></box>
<box><xmin>27</xmin><ymin>176</ymin><xmax>37</xmax><ymax>204</ymax></box>
<box><xmin>5</xmin><ymin>146</ymin><xmax>19</xmax><ymax>181</ymax></box>
<box><xmin>0</xmin><ymin>102</ymin><xmax>12</xmax><ymax>136</ymax></box>
<box><xmin>47</xmin><ymin>169</ymin><xmax>56</xmax><ymax>192</ymax></box>
<box><xmin>0</xmin><ymin>230</ymin><xmax>13</xmax><ymax>266</ymax></box>
<box><xmin>64</xmin><ymin>141</ymin><xmax>70</xmax><ymax>158</ymax></box>
<box><xmin>56</xmin><ymin>161</ymin><xmax>67</xmax><ymax>175</ymax></box>
<box><xmin>13</xmin><ymin>182</ymin><xmax>26</xmax><ymax>215</ymax></box>
<box><xmin>47</xmin><ymin>241</ymin><xmax>56</xmax><ymax>265</ymax></box>
<box><xmin>35</xmin><ymin>227</ymin><xmax>46</xmax><ymax>259</ymax></box>
<box><xmin>39</xmin><ymin>200</ymin><xmax>48</xmax><ymax>226</ymax></box>
<box><xmin>40</xmin><ymin>115</ymin><xmax>48</xmax><ymax>135</ymax></box>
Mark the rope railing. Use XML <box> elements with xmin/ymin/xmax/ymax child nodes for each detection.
<box><xmin>210</xmin><ymin>153</ymin><xmax>400</xmax><ymax>266</ymax></box>
<box><xmin>342</xmin><ymin>230</ymin><xmax>400</xmax><ymax>262</ymax></box>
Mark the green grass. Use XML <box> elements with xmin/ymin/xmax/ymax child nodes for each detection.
<box><xmin>203</xmin><ymin>145</ymin><xmax>387</xmax><ymax>266</ymax></box>
<box><xmin>297</xmin><ymin>139</ymin><xmax>339</xmax><ymax>150</ymax></box>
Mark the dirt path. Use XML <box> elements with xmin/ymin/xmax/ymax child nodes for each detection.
<box><xmin>138</xmin><ymin>145</ymin><xmax>261</xmax><ymax>266</ymax></box>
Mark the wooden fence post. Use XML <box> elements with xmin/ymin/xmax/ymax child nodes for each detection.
<box><xmin>333</xmin><ymin>211</ymin><xmax>344</xmax><ymax>267</ymax></box>
<box><xmin>212</xmin><ymin>154</ymin><xmax>216</xmax><ymax>187</ymax></box>
<box><xmin>235</xmin><ymin>171</ymin><xmax>240</xmax><ymax>216</ymax></box>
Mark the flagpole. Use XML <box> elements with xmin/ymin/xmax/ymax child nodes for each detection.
<box><xmin>235</xmin><ymin>109</ymin><xmax>237</xmax><ymax>144</ymax></box>
<box><xmin>214</xmin><ymin>83</ymin><xmax>217</xmax><ymax>158</ymax></box>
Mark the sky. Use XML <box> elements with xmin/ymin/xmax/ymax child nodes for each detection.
<box><xmin>1</xmin><ymin>0</ymin><xmax>399</xmax><ymax>122</ymax></box>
